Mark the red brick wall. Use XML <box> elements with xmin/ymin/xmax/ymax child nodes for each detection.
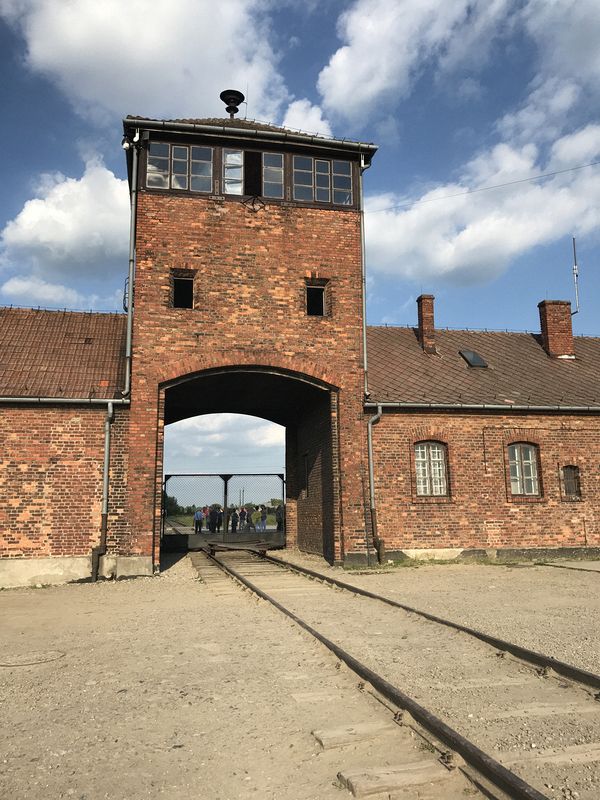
<box><xmin>0</xmin><ymin>406</ymin><xmax>129</xmax><ymax>559</ymax></box>
<box><xmin>295</xmin><ymin>392</ymin><xmax>335</xmax><ymax>559</ymax></box>
<box><xmin>372</xmin><ymin>410</ymin><xmax>600</xmax><ymax>552</ymax></box>
<box><xmin>127</xmin><ymin>190</ymin><xmax>369</xmax><ymax>564</ymax></box>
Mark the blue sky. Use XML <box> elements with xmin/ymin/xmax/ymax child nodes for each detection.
<box><xmin>1</xmin><ymin>0</ymin><xmax>599</xmax><ymax>474</ymax></box>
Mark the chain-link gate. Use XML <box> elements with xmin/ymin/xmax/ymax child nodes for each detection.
<box><xmin>162</xmin><ymin>473</ymin><xmax>285</xmax><ymax>546</ymax></box>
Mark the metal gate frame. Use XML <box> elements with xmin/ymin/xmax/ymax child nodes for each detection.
<box><xmin>162</xmin><ymin>472</ymin><xmax>285</xmax><ymax>540</ymax></box>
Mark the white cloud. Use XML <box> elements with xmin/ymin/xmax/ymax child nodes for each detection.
<box><xmin>0</xmin><ymin>0</ymin><xmax>287</xmax><ymax>124</ymax></box>
<box><xmin>0</xmin><ymin>275</ymin><xmax>122</xmax><ymax>310</ymax></box>
<box><xmin>317</xmin><ymin>0</ymin><xmax>512</xmax><ymax>124</ymax></box>
<box><xmin>497</xmin><ymin>77</ymin><xmax>581</xmax><ymax>144</ymax></box>
<box><xmin>365</xmin><ymin>129</ymin><xmax>600</xmax><ymax>284</ymax></box>
<box><xmin>164</xmin><ymin>413</ymin><xmax>285</xmax><ymax>474</ymax></box>
<box><xmin>0</xmin><ymin>157</ymin><xmax>129</xmax><ymax>279</ymax></box>
<box><xmin>550</xmin><ymin>124</ymin><xmax>600</xmax><ymax>167</ymax></box>
<box><xmin>522</xmin><ymin>0</ymin><xmax>600</xmax><ymax>89</ymax></box>
<box><xmin>282</xmin><ymin>99</ymin><xmax>332</xmax><ymax>137</ymax></box>
<box><xmin>1</xmin><ymin>275</ymin><xmax>85</xmax><ymax>306</ymax></box>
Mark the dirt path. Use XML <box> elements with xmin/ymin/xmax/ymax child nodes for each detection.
<box><xmin>1</xmin><ymin>554</ymin><xmax>472</xmax><ymax>800</ymax></box>
<box><xmin>272</xmin><ymin>551</ymin><xmax>600</xmax><ymax>675</ymax></box>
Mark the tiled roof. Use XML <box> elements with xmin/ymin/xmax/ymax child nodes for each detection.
<box><xmin>125</xmin><ymin>115</ymin><xmax>289</xmax><ymax>134</ymax></box>
<box><xmin>4</xmin><ymin>308</ymin><xmax>599</xmax><ymax>407</ymax></box>
<box><xmin>123</xmin><ymin>115</ymin><xmax>377</xmax><ymax>150</ymax></box>
<box><xmin>0</xmin><ymin>308</ymin><xmax>126</xmax><ymax>399</ymax></box>
<box><xmin>367</xmin><ymin>326</ymin><xmax>600</xmax><ymax>408</ymax></box>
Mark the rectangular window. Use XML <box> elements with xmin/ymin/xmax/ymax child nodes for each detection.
<box><xmin>146</xmin><ymin>143</ymin><xmax>352</xmax><ymax>206</ymax></box>
<box><xmin>508</xmin><ymin>443</ymin><xmax>540</xmax><ymax>495</ymax></box>
<box><xmin>190</xmin><ymin>146</ymin><xmax>213</xmax><ymax>193</ymax></box>
<box><xmin>293</xmin><ymin>155</ymin><xmax>314</xmax><ymax>201</ymax></box>
<box><xmin>306</xmin><ymin>285</ymin><xmax>325</xmax><ymax>316</ymax></box>
<box><xmin>293</xmin><ymin>156</ymin><xmax>352</xmax><ymax>205</ymax></box>
<box><xmin>332</xmin><ymin>160</ymin><xmax>353</xmax><ymax>205</ymax></box>
<box><xmin>315</xmin><ymin>160</ymin><xmax>331</xmax><ymax>202</ymax></box>
<box><xmin>415</xmin><ymin>442</ymin><xmax>448</xmax><ymax>496</ymax></box>
<box><xmin>171</xmin><ymin>145</ymin><xmax>189</xmax><ymax>190</ymax></box>
<box><xmin>223</xmin><ymin>148</ymin><xmax>244</xmax><ymax>195</ymax></box>
<box><xmin>263</xmin><ymin>152</ymin><xmax>284</xmax><ymax>198</ymax></box>
<box><xmin>147</xmin><ymin>142</ymin><xmax>169</xmax><ymax>188</ymax></box>
<box><xmin>147</xmin><ymin>143</ymin><xmax>213</xmax><ymax>193</ymax></box>
<box><xmin>173</xmin><ymin>277</ymin><xmax>194</xmax><ymax>309</ymax></box>
<box><xmin>561</xmin><ymin>465</ymin><xmax>581</xmax><ymax>499</ymax></box>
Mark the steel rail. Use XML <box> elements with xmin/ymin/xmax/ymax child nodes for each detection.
<box><xmin>202</xmin><ymin>548</ymin><xmax>548</xmax><ymax>800</ymax></box>
<box><xmin>257</xmin><ymin>552</ymin><xmax>600</xmax><ymax>692</ymax></box>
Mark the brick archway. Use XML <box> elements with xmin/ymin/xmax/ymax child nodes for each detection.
<box><xmin>157</xmin><ymin>350</ymin><xmax>339</xmax><ymax>391</ymax></box>
<box><xmin>150</xmin><ymin>362</ymin><xmax>343</xmax><ymax>567</ymax></box>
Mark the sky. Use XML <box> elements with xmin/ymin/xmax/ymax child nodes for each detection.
<box><xmin>1</xmin><ymin>0</ymin><xmax>599</xmax><ymax>474</ymax></box>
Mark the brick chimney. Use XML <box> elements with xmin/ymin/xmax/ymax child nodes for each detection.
<box><xmin>538</xmin><ymin>300</ymin><xmax>575</xmax><ymax>358</ymax></box>
<box><xmin>417</xmin><ymin>294</ymin><xmax>436</xmax><ymax>353</ymax></box>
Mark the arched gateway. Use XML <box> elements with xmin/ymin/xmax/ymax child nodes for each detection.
<box><xmin>122</xmin><ymin>104</ymin><xmax>379</xmax><ymax>576</ymax></box>
<box><xmin>161</xmin><ymin>365</ymin><xmax>339</xmax><ymax>562</ymax></box>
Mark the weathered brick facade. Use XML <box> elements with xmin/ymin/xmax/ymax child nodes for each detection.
<box><xmin>0</xmin><ymin>406</ymin><xmax>129</xmax><ymax>559</ymax></box>
<box><xmin>127</xmin><ymin>189</ymin><xmax>369</xmax><ymax>566</ymax></box>
<box><xmin>371</xmin><ymin>411</ymin><xmax>600</xmax><ymax>555</ymax></box>
<box><xmin>2</xmin><ymin>113</ymin><xmax>600</xmax><ymax>586</ymax></box>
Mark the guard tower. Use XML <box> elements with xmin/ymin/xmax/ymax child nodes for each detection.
<box><xmin>122</xmin><ymin>91</ymin><xmax>378</xmax><ymax>571</ymax></box>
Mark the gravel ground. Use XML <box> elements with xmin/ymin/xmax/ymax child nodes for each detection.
<box><xmin>221</xmin><ymin>550</ymin><xmax>600</xmax><ymax>800</ymax></box>
<box><xmin>0</xmin><ymin>553</ymin><xmax>472</xmax><ymax>800</ymax></box>
<box><xmin>272</xmin><ymin>551</ymin><xmax>600</xmax><ymax>676</ymax></box>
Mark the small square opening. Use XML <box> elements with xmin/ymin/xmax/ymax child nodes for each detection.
<box><xmin>173</xmin><ymin>277</ymin><xmax>194</xmax><ymax>309</ymax></box>
<box><xmin>306</xmin><ymin>285</ymin><xmax>325</xmax><ymax>316</ymax></box>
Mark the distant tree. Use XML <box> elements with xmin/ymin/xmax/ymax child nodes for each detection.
<box><xmin>164</xmin><ymin>495</ymin><xmax>182</xmax><ymax>515</ymax></box>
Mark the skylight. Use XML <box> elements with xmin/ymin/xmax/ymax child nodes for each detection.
<box><xmin>459</xmin><ymin>349</ymin><xmax>488</xmax><ymax>368</ymax></box>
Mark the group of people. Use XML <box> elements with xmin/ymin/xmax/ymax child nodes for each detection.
<box><xmin>193</xmin><ymin>505</ymin><xmax>222</xmax><ymax>534</ymax></box>
<box><xmin>192</xmin><ymin>504</ymin><xmax>284</xmax><ymax>534</ymax></box>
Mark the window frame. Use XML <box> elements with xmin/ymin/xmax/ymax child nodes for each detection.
<box><xmin>305</xmin><ymin>278</ymin><xmax>330</xmax><ymax>317</ymax></box>
<box><xmin>507</xmin><ymin>442</ymin><xmax>541</xmax><ymax>497</ymax></box>
<box><xmin>170</xmin><ymin>269</ymin><xmax>196</xmax><ymax>310</ymax></box>
<box><xmin>560</xmin><ymin>464</ymin><xmax>582</xmax><ymax>501</ymax></box>
<box><xmin>144</xmin><ymin>141</ymin><xmax>356</xmax><ymax>208</ymax></box>
<box><xmin>292</xmin><ymin>155</ymin><xmax>354</xmax><ymax>206</ymax></box>
<box><xmin>147</xmin><ymin>142</ymin><xmax>214</xmax><ymax>194</ymax></box>
<box><xmin>413</xmin><ymin>440</ymin><xmax>449</xmax><ymax>498</ymax></box>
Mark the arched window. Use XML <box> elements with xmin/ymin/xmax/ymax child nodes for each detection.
<box><xmin>508</xmin><ymin>443</ymin><xmax>540</xmax><ymax>496</ymax></box>
<box><xmin>561</xmin><ymin>465</ymin><xmax>581</xmax><ymax>499</ymax></box>
<box><xmin>414</xmin><ymin>441</ymin><xmax>448</xmax><ymax>496</ymax></box>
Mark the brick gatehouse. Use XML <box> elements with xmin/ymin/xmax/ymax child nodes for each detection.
<box><xmin>2</xmin><ymin>103</ymin><xmax>600</xmax><ymax>586</ymax></box>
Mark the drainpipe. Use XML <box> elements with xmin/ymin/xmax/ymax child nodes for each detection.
<box><xmin>360</xmin><ymin>155</ymin><xmax>380</xmax><ymax>566</ymax></box>
<box><xmin>359</xmin><ymin>154</ymin><xmax>371</xmax><ymax>399</ymax></box>
<box><xmin>367</xmin><ymin>404</ymin><xmax>384</xmax><ymax>564</ymax></box>
<box><xmin>121</xmin><ymin>131</ymin><xmax>140</xmax><ymax>398</ymax></box>
<box><xmin>91</xmin><ymin>402</ymin><xmax>114</xmax><ymax>581</ymax></box>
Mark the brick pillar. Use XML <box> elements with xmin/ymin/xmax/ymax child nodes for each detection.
<box><xmin>417</xmin><ymin>294</ymin><xmax>436</xmax><ymax>353</ymax></box>
<box><xmin>538</xmin><ymin>300</ymin><xmax>574</xmax><ymax>358</ymax></box>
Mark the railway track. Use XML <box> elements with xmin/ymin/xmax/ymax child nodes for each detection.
<box><xmin>192</xmin><ymin>547</ymin><xmax>600</xmax><ymax>800</ymax></box>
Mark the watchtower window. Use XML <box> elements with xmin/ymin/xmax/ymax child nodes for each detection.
<box><xmin>147</xmin><ymin>142</ymin><xmax>169</xmax><ymax>188</ymax></box>
<box><xmin>263</xmin><ymin>153</ymin><xmax>284</xmax><ymax>198</ymax></box>
<box><xmin>293</xmin><ymin>156</ymin><xmax>353</xmax><ymax>205</ymax></box>
<box><xmin>190</xmin><ymin>147</ymin><xmax>213</xmax><ymax>193</ymax></box>
<box><xmin>306</xmin><ymin>285</ymin><xmax>326</xmax><ymax>316</ymax></box>
<box><xmin>147</xmin><ymin>143</ymin><xmax>213</xmax><ymax>193</ymax></box>
<box><xmin>332</xmin><ymin>160</ymin><xmax>352</xmax><ymax>205</ymax></box>
<box><xmin>146</xmin><ymin>143</ymin><xmax>354</xmax><ymax>206</ymax></box>
<box><xmin>293</xmin><ymin>156</ymin><xmax>314</xmax><ymax>201</ymax></box>
<box><xmin>173</xmin><ymin>277</ymin><xmax>194</xmax><ymax>309</ymax></box>
<box><xmin>223</xmin><ymin>149</ymin><xmax>244</xmax><ymax>195</ymax></box>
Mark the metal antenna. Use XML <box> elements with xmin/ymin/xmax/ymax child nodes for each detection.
<box><xmin>572</xmin><ymin>236</ymin><xmax>580</xmax><ymax>316</ymax></box>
